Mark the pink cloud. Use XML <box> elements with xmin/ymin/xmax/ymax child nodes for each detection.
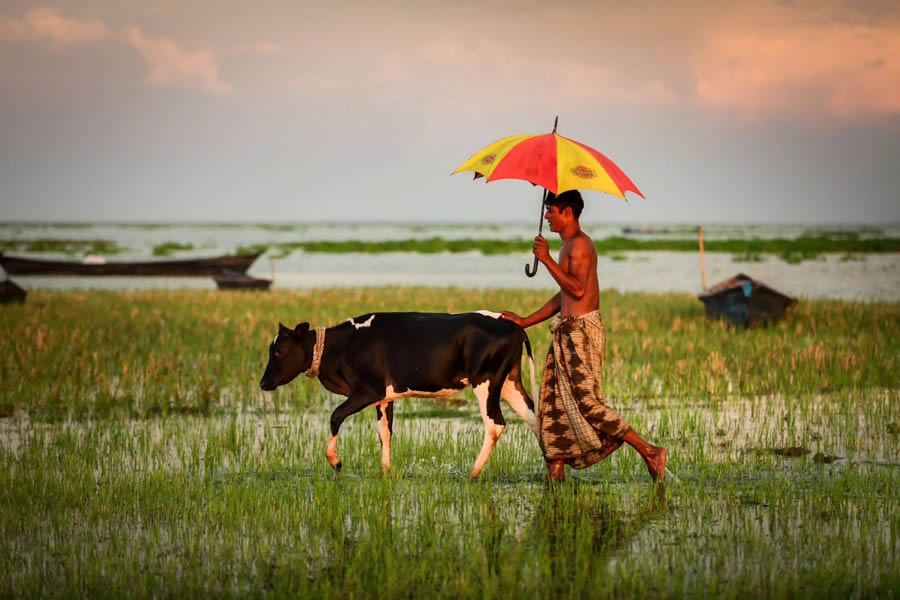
<box><xmin>0</xmin><ymin>7</ymin><xmax>107</xmax><ymax>44</ymax></box>
<box><xmin>230</xmin><ymin>41</ymin><xmax>286</xmax><ymax>57</ymax></box>
<box><xmin>125</xmin><ymin>26</ymin><xmax>232</xmax><ymax>96</ymax></box>
<box><xmin>692</xmin><ymin>6</ymin><xmax>900</xmax><ymax>120</ymax></box>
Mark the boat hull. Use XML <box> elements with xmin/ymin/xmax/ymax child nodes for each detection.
<box><xmin>0</xmin><ymin>252</ymin><xmax>261</xmax><ymax>276</ymax></box>
<box><xmin>213</xmin><ymin>274</ymin><xmax>272</xmax><ymax>290</ymax></box>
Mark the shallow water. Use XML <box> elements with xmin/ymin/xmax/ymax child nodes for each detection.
<box><xmin>2</xmin><ymin>392</ymin><xmax>894</xmax><ymax>469</ymax></box>
<box><xmin>3</xmin><ymin>222</ymin><xmax>899</xmax><ymax>300</ymax></box>
<box><xmin>8</xmin><ymin>251</ymin><xmax>898</xmax><ymax>301</ymax></box>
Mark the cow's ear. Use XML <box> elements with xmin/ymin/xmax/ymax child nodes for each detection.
<box><xmin>278</xmin><ymin>322</ymin><xmax>290</xmax><ymax>334</ymax></box>
<box><xmin>293</xmin><ymin>322</ymin><xmax>310</xmax><ymax>338</ymax></box>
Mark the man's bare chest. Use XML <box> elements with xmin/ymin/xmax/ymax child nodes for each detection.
<box><xmin>558</xmin><ymin>246</ymin><xmax>574</xmax><ymax>273</ymax></box>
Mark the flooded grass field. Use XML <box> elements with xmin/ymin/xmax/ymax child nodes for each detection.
<box><xmin>1</xmin><ymin>288</ymin><xmax>898</xmax><ymax>597</ymax></box>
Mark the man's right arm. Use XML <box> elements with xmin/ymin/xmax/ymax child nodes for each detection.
<box><xmin>501</xmin><ymin>293</ymin><xmax>560</xmax><ymax>328</ymax></box>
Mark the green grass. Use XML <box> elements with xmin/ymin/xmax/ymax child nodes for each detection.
<box><xmin>152</xmin><ymin>242</ymin><xmax>195</xmax><ymax>256</ymax></box>
<box><xmin>1</xmin><ymin>288</ymin><xmax>898</xmax><ymax>598</ymax></box>
<box><xmin>2</xmin><ymin>288</ymin><xmax>895</xmax><ymax>420</ymax></box>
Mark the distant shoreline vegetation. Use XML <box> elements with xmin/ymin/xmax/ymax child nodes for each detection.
<box><xmin>152</xmin><ymin>242</ymin><xmax>195</xmax><ymax>256</ymax></box>
<box><xmin>0</xmin><ymin>230</ymin><xmax>900</xmax><ymax>264</ymax></box>
<box><xmin>237</xmin><ymin>235</ymin><xmax>900</xmax><ymax>264</ymax></box>
<box><xmin>2</xmin><ymin>235</ymin><xmax>898</xmax><ymax>265</ymax></box>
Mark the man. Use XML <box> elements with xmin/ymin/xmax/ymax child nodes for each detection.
<box><xmin>500</xmin><ymin>190</ymin><xmax>667</xmax><ymax>482</ymax></box>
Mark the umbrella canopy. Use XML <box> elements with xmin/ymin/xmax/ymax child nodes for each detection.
<box><xmin>452</xmin><ymin>132</ymin><xmax>644</xmax><ymax>199</ymax></box>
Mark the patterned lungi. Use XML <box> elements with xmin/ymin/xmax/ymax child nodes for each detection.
<box><xmin>538</xmin><ymin>310</ymin><xmax>631</xmax><ymax>469</ymax></box>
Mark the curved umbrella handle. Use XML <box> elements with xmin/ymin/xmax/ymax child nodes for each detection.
<box><xmin>524</xmin><ymin>189</ymin><xmax>549</xmax><ymax>278</ymax></box>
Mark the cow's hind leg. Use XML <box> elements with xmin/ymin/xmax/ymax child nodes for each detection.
<box><xmin>375</xmin><ymin>402</ymin><xmax>394</xmax><ymax>473</ymax></box>
<box><xmin>327</xmin><ymin>392</ymin><xmax>377</xmax><ymax>471</ymax></box>
<box><xmin>471</xmin><ymin>379</ymin><xmax>506</xmax><ymax>478</ymax></box>
<box><xmin>501</xmin><ymin>364</ymin><xmax>538</xmax><ymax>439</ymax></box>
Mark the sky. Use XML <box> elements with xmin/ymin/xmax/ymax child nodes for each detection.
<box><xmin>1</xmin><ymin>0</ymin><xmax>899</xmax><ymax>224</ymax></box>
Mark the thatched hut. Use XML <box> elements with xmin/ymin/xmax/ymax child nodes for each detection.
<box><xmin>698</xmin><ymin>273</ymin><xmax>797</xmax><ymax>327</ymax></box>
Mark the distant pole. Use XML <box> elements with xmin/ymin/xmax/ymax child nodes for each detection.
<box><xmin>698</xmin><ymin>226</ymin><xmax>707</xmax><ymax>291</ymax></box>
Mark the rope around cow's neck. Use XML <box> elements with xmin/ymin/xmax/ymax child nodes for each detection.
<box><xmin>305</xmin><ymin>327</ymin><xmax>326</xmax><ymax>379</ymax></box>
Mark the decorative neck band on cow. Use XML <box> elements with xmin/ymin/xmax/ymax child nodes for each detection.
<box><xmin>305</xmin><ymin>327</ymin><xmax>326</xmax><ymax>378</ymax></box>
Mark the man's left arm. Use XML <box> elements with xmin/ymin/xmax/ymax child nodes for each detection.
<box><xmin>535</xmin><ymin>236</ymin><xmax>591</xmax><ymax>299</ymax></box>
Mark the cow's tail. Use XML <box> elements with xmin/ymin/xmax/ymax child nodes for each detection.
<box><xmin>522</xmin><ymin>330</ymin><xmax>537</xmax><ymax>403</ymax></box>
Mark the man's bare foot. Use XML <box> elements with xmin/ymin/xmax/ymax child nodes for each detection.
<box><xmin>646</xmin><ymin>446</ymin><xmax>667</xmax><ymax>482</ymax></box>
<box><xmin>547</xmin><ymin>459</ymin><xmax>565</xmax><ymax>482</ymax></box>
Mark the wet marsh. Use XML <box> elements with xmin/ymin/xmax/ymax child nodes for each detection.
<box><xmin>1</xmin><ymin>288</ymin><xmax>898</xmax><ymax>597</ymax></box>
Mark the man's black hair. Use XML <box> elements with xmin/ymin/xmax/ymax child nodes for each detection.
<box><xmin>545</xmin><ymin>190</ymin><xmax>584</xmax><ymax>220</ymax></box>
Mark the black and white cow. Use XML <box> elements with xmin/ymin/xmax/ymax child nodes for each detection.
<box><xmin>259</xmin><ymin>311</ymin><xmax>538</xmax><ymax>477</ymax></box>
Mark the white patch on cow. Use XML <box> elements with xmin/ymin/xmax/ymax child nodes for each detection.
<box><xmin>475</xmin><ymin>310</ymin><xmax>502</xmax><ymax>319</ymax></box>
<box><xmin>272</xmin><ymin>333</ymin><xmax>279</xmax><ymax>347</ymax></box>
<box><xmin>378</xmin><ymin>410</ymin><xmax>391</xmax><ymax>472</ymax></box>
<box><xmin>383</xmin><ymin>382</ymin><xmax>467</xmax><ymax>401</ymax></box>
<box><xmin>347</xmin><ymin>315</ymin><xmax>375</xmax><ymax>329</ymax></box>
<box><xmin>501</xmin><ymin>378</ymin><xmax>539</xmax><ymax>438</ymax></box>
<box><xmin>471</xmin><ymin>380</ymin><xmax>505</xmax><ymax>478</ymax></box>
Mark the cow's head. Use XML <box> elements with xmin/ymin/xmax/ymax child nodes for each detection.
<box><xmin>259</xmin><ymin>322</ymin><xmax>311</xmax><ymax>391</ymax></box>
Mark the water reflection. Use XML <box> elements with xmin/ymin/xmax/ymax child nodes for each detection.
<box><xmin>535</xmin><ymin>482</ymin><xmax>666</xmax><ymax>561</ymax></box>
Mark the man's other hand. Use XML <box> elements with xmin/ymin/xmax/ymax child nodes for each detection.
<box><xmin>533</xmin><ymin>235</ymin><xmax>551</xmax><ymax>264</ymax></box>
<box><xmin>500</xmin><ymin>311</ymin><xmax>527</xmax><ymax>328</ymax></box>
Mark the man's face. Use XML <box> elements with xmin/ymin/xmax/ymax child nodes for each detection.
<box><xmin>544</xmin><ymin>204</ymin><xmax>570</xmax><ymax>233</ymax></box>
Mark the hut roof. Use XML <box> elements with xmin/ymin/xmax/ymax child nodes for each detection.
<box><xmin>699</xmin><ymin>272</ymin><xmax>797</xmax><ymax>304</ymax></box>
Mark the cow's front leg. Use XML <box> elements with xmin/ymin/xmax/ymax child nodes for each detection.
<box><xmin>327</xmin><ymin>392</ymin><xmax>376</xmax><ymax>471</ymax></box>
<box><xmin>375</xmin><ymin>402</ymin><xmax>394</xmax><ymax>473</ymax></box>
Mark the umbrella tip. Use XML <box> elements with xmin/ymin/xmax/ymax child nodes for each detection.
<box><xmin>552</xmin><ymin>115</ymin><xmax>558</xmax><ymax>134</ymax></box>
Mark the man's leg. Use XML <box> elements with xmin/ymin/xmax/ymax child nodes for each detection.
<box><xmin>547</xmin><ymin>459</ymin><xmax>565</xmax><ymax>481</ymax></box>
<box><xmin>622</xmin><ymin>429</ymin><xmax>667</xmax><ymax>481</ymax></box>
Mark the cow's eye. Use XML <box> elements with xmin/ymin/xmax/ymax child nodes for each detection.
<box><xmin>274</xmin><ymin>349</ymin><xmax>283</xmax><ymax>358</ymax></box>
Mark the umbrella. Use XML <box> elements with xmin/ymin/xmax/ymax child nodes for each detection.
<box><xmin>452</xmin><ymin>117</ymin><xmax>644</xmax><ymax>276</ymax></box>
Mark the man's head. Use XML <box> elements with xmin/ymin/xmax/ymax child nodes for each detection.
<box><xmin>259</xmin><ymin>322</ymin><xmax>310</xmax><ymax>391</ymax></box>
<box><xmin>543</xmin><ymin>190</ymin><xmax>583</xmax><ymax>232</ymax></box>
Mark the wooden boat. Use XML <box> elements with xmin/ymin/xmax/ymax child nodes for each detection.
<box><xmin>0</xmin><ymin>251</ymin><xmax>261</xmax><ymax>277</ymax></box>
<box><xmin>0</xmin><ymin>279</ymin><xmax>26</xmax><ymax>304</ymax></box>
<box><xmin>622</xmin><ymin>226</ymin><xmax>654</xmax><ymax>235</ymax></box>
<box><xmin>698</xmin><ymin>272</ymin><xmax>797</xmax><ymax>327</ymax></box>
<box><xmin>213</xmin><ymin>270</ymin><xmax>272</xmax><ymax>290</ymax></box>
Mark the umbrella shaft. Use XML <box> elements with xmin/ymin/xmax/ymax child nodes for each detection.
<box><xmin>537</xmin><ymin>188</ymin><xmax>548</xmax><ymax>235</ymax></box>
